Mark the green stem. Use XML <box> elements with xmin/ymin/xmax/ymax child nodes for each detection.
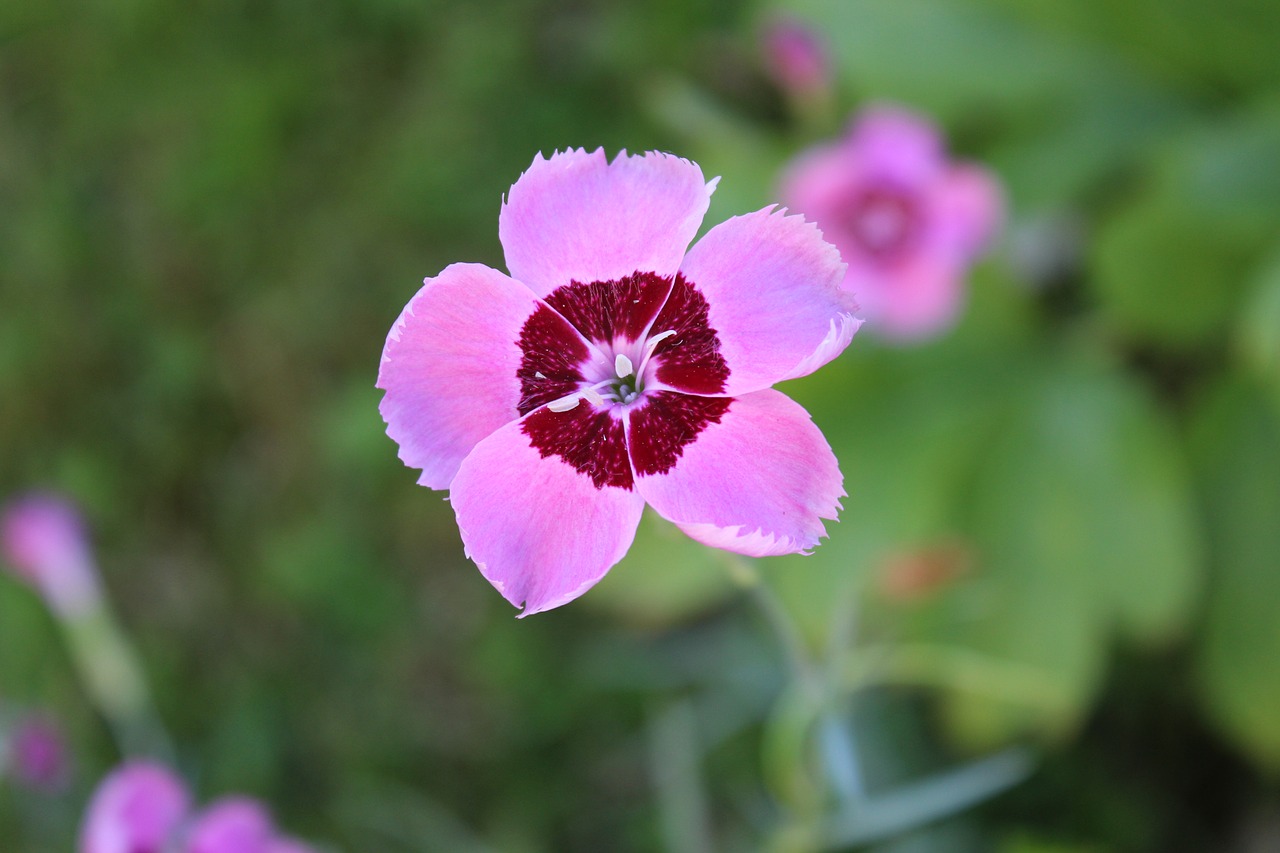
<box><xmin>62</xmin><ymin>605</ymin><xmax>173</xmax><ymax>760</ymax></box>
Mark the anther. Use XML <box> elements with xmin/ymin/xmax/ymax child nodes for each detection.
<box><xmin>615</xmin><ymin>353</ymin><xmax>634</xmax><ymax>379</ymax></box>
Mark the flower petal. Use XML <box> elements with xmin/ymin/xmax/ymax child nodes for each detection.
<box><xmin>630</xmin><ymin>389</ymin><xmax>843</xmax><ymax>556</ymax></box>
<box><xmin>378</xmin><ymin>263</ymin><xmax>587</xmax><ymax>489</ymax></box>
<box><xmin>186</xmin><ymin>798</ymin><xmax>275</xmax><ymax>853</ymax></box>
<box><xmin>869</xmin><ymin>254</ymin><xmax>967</xmax><ymax>342</ymax></box>
<box><xmin>499</xmin><ymin>148</ymin><xmax>717</xmax><ymax>297</ymax></box>
<box><xmin>848</xmin><ymin>104</ymin><xmax>945</xmax><ymax>185</ymax></box>
<box><xmin>450</xmin><ymin>413</ymin><xmax>645</xmax><ymax>616</ymax></box>
<box><xmin>675</xmin><ymin>207</ymin><xmax>859</xmax><ymax>395</ymax></box>
<box><xmin>930</xmin><ymin>163</ymin><xmax>1005</xmax><ymax>257</ymax></box>
<box><xmin>79</xmin><ymin>761</ymin><xmax>190</xmax><ymax>853</ymax></box>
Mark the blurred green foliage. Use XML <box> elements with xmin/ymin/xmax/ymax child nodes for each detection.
<box><xmin>2</xmin><ymin>0</ymin><xmax>1280</xmax><ymax>850</ymax></box>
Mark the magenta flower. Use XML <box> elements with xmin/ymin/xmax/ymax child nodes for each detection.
<box><xmin>80</xmin><ymin>761</ymin><xmax>190</xmax><ymax>853</ymax></box>
<box><xmin>185</xmin><ymin>797</ymin><xmax>276</xmax><ymax>853</ymax></box>
<box><xmin>761</xmin><ymin>17</ymin><xmax>832</xmax><ymax>99</ymax></box>
<box><xmin>379</xmin><ymin>148</ymin><xmax>858</xmax><ymax>615</ymax></box>
<box><xmin>780</xmin><ymin>105</ymin><xmax>1003</xmax><ymax>341</ymax></box>
<box><xmin>7</xmin><ymin>713</ymin><xmax>71</xmax><ymax>793</ymax></box>
<box><xmin>1</xmin><ymin>493</ymin><xmax>102</xmax><ymax>618</ymax></box>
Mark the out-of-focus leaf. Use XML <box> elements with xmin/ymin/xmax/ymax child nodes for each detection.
<box><xmin>916</xmin><ymin>358</ymin><xmax>1200</xmax><ymax>745</ymax></box>
<box><xmin>759</xmin><ymin>341</ymin><xmax>1022</xmax><ymax>647</ymax></box>
<box><xmin>1091</xmin><ymin>104</ymin><xmax>1280</xmax><ymax>348</ymax></box>
<box><xmin>1190</xmin><ymin>380</ymin><xmax>1280</xmax><ymax>770</ymax></box>
<box><xmin>1092</xmin><ymin>200</ymin><xmax>1259</xmax><ymax>347</ymax></box>
<box><xmin>985</xmin><ymin>0</ymin><xmax>1280</xmax><ymax>94</ymax></box>
<box><xmin>1236</xmin><ymin>247</ymin><xmax>1280</xmax><ymax>411</ymax></box>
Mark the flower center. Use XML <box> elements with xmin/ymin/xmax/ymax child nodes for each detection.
<box><xmin>846</xmin><ymin>185</ymin><xmax>919</xmax><ymax>262</ymax></box>
<box><xmin>514</xmin><ymin>272</ymin><xmax>731</xmax><ymax>490</ymax></box>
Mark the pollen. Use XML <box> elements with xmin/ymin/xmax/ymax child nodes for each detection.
<box><xmin>615</xmin><ymin>353</ymin><xmax>634</xmax><ymax>379</ymax></box>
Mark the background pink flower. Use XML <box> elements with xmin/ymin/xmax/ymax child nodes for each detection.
<box><xmin>80</xmin><ymin>761</ymin><xmax>190</xmax><ymax>853</ymax></box>
<box><xmin>379</xmin><ymin>148</ymin><xmax>859</xmax><ymax>615</ymax></box>
<box><xmin>6</xmin><ymin>713</ymin><xmax>71</xmax><ymax>793</ymax></box>
<box><xmin>780</xmin><ymin>104</ymin><xmax>1003</xmax><ymax>341</ymax></box>
<box><xmin>184</xmin><ymin>797</ymin><xmax>276</xmax><ymax>853</ymax></box>
<box><xmin>761</xmin><ymin>16</ymin><xmax>832</xmax><ymax>99</ymax></box>
<box><xmin>1</xmin><ymin>493</ymin><xmax>102</xmax><ymax>618</ymax></box>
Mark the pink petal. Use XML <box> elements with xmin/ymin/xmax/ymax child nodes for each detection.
<box><xmin>930</xmin><ymin>163</ymin><xmax>1005</xmax><ymax>257</ymax></box>
<box><xmin>499</xmin><ymin>149</ymin><xmax>717</xmax><ymax>297</ymax></box>
<box><xmin>185</xmin><ymin>797</ymin><xmax>275</xmax><ymax>853</ymax></box>
<box><xmin>79</xmin><ymin>761</ymin><xmax>190</xmax><ymax>853</ymax></box>
<box><xmin>847</xmin><ymin>104</ymin><xmax>946</xmax><ymax>186</ymax></box>
<box><xmin>1</xmin><ymin>493</ymin><xmax>101</xmax><ymax>617</ymax></box>
<box><xmin>870</xmin><ymin>254</ymin><xmax>967</xmax><ymax>342</ymax></box>
<box><xmin>675</xmin><ymin>207</ymin><xmax>859</xmax><ymax>395</ymax></box>
<box><xmin>631</xmin><ymin>389</ymin><xmax>843</xmax><ymax>557</ymax></box>
<box><xmin>449</xmin><ymin>413</ymin><xmax>646</xmax><ymax>616</ymax></box>
<box><xmin>378</xmin><ymin>263</ymin><xmax>563</xmax><ymax>489</ymax></box>
<box><xmin>778</xmin><ymin>141</ymin><xmax>854</xmax><ymax>222</ymax></box>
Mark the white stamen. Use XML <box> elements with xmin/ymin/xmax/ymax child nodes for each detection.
<box><xmin>581</xmin><ymin>387</ymin><xmax>607</xmax><ymax>407</ymax></box>
<box><xmin>615</xmin><ymin>353</ymin><xmax>634</xmax><ymax>378</ymax></box>
<box><xmin>636</xmin><ymin>329</ymin><xmax>678</xmax><ymax>378</ymax></box>
<box><xmin>534</xmin><ymin>371</ymin><xmax>546</xmax><ymax>379</ymax></box>
<box><xmin>647</xmin><ymin>329</ymin><xmax>678</xmax><ymax>348</ymax></box>
<box><xmin>547</xmin><ymin>396</ymin><xmax>580</xmax><ymax>412</ymax></box>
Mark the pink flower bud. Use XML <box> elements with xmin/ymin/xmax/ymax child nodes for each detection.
<box><xmin>762</xmin><ymin>17</ymin><xmax>832</xmax><ymax>98</ymax></box>
<box><xmin>1</xmin><ymin>493</ymin><xmax>102</xmax><ymax>618</ymax></box>
<box><xmin>80</xmin><ymin>761</ymin><xmax>191</xmax><ymax>853</ymax></box>
<box><xmin>8</xmin><ymin>713</ymin><xmax>71</xmax><ymax>792</ymax></box>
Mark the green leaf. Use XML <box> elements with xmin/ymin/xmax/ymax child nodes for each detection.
<box><xmin>1236</xmin><ymin>247</ymin><xmax>1280</xmax><ymax>412</ymax></box>
<box><xmin>1190</xmin><ymin>379</ymin><xmax>1280</xmax><ymax>770</ymax></box>
<box><xmin>920</xmin><ymin>358</ymin><xmax>1201</xmax><ymax>744</ymax></box>
<box><xmin>1091</xmin><ymin>103</ymin><xmax>1280</xmax><ymax>348</ymax></box>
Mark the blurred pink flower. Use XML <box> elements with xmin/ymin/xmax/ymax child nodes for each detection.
<box><xmin>1</xmin><ymin>493</ymin><xmax>102</xmax><ymax>618</ymax></box>
<box><xmin>761</xmin><ymin>17</ymin><xmax>832</xmax><ymax>98</ymax></box>
<box><xmin>780</xmin><ymin>104</ymin><xmax>1003</xmax><ymax>341</ymax></box>
<box><xmin>80</xmin><ymin>761</ymin><xmax>190</xmax><ymax>853</ymax></box>
<box><xmin>8</xmin><ymin>713</ymin><xmax>71</xmax><ymax>792</ymax></box>
<box><xmin>379</xmin><ymin>148</ymin><xmax>858</xmax><ymax>615</ymax></box>
<box><xmin>185</xmin><ymin>797</ymin><xmax>276</xmax><ymax>853</ymax></box>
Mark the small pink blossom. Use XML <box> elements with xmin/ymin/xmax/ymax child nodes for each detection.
<box><xmin>761</xmin><ymin>17</ymin><xmax>832</xmax><ymax>99</ymax></box>
<box><xmin>185</xmin><ymin>797</ymin><xmax>276</xmax><ymax>853</ymax></box>
<box><xmin>79</xmin><ymin>762</ymin><xmax>315</xmax><ymax>853</ymax></box>
<box><xmin>780</xmin><ymin>104</ymin><xmax>1003</xmax><ymax>341</ymax></box>
<box><xmin>80</xmin><ymin>761</ymin><xmax>190</xmax><ymax>853</ymax></box>
<box><xmin>1</xmin><ymin>493</ymin><xmax>102</xmax><ymax>618</ymax></box>
<box><xmin>7</xmin><ymin>713</ymin><xmax>71</xmax><ymax>792</ymax></box>
<box><xmin>379</xmin><ymin>148</ymin><xmax>859</xmax><ymax>616</ymax></box>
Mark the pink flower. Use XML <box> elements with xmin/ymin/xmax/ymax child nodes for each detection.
<box><xmin>780</xmin><ymin>105</ymin><xmax>1003</xmax><ymax>341</ymax></box>
<box><xmin>7</xmin><ymin>713</ymin><xmax>71</xmax><ymax>792</ymax></box>
<box><xmin>378</xmin><ymin>148</ymin><xmax>859</xmax><ymax>616</ymax></box>
<box><xmin>761</xmin><ymin>17</ymin><xmax>832</xmax><ymax>99</ymax></box>
<box><xmin>80</xmin><ymin>761</ymin><xmax>190</xmax><ymax>853</ymax></box>
<box><xmin>1</xmin><ymin>493</ymin><xmax>102</xmax><ymax>618</ymax></box>
<box><xmin>185</xmin><ymin>797</ymin><xmax>275</xmax><ymax>853</ymax></box>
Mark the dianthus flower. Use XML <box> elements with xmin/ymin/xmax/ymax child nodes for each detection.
<box><xmin>379</xmin><ymin>149</ymin><xmax>859</xmax><ymax>615</ymax></box>
<box><xmin>6</xmin><ymin>712</ymin><xmax>71</xmax><ymax>792</ymax></box>
<box><xmin>79</xmin><ymin>761</ymin><xmax>190</xmax><ymax>853</ymax></box>
<box><xmin>780</xmin><ymin>105</ymin><xmax>1002</xmax><ymax>341</ymax></box>
<box><xmin>1</xmin><ymin>493</ymin><xmax>102</xmax><ymax>618</ymax></box>
<box><xmin>79</xmin><ymin>761</ymin><xmax>315</xmax><ymax>853</ymax></box>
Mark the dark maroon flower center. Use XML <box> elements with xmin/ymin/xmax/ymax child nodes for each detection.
<box><xmin>844</xmin><ymin>184</ymin><xmax>920</xmax><ymax>263</ymax></box>
<box><xmin>516</xmin><ymin>271</ymin><xmax>732</xmax><ymax>489</ymax></box>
